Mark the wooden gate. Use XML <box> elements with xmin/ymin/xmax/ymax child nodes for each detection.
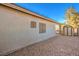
<box><xmin>77</xmin><ymin>28</ymin><xmax>79</xmax><ymax>36</ymax></box>
<box><xmin>63</xmin><ymin>26</ymin><xmax>73</xmax><ymax>36</ymax></box>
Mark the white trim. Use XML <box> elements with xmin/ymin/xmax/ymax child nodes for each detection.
<box><xmin>0</xmin><ymin>0</ymin><xmax>79</xmax><ymax>3</ymax></box>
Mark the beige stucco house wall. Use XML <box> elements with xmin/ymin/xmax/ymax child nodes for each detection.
<box><xmin>0</xmin><ymin>4</ymin><xmax>58</xmax><ymax>55</ymax></box>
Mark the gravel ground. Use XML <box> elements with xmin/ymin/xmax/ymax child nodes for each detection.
<box><xmin>7</xmin><ymin>35</ymin><xmax>79</xmax><ymax>56</ymax></box>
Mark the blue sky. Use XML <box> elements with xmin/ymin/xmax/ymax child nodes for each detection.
<box><xmin>16</xmin><ymin>3</ymin><xmax>79</xmax><ymax>23</ymax></box>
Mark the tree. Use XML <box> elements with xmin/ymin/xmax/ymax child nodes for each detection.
<box><xmin>65</xmin><ymin>7</ymin><xmax>79</xmax><ymax>28</ymax></box>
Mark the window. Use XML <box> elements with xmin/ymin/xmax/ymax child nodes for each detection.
<box><xmin>39</xmin><ymin>23</ymin><xmax>46</xmax><ymax>33</ymax></box>
<box><xmin>31</xmin><ymin>21</ymin><xmax>36</xmax><ymax>28</ymax></box>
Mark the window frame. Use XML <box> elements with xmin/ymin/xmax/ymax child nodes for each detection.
<box><xmin>39</xmin><ymin>23</ymin><xmax>46</xmax><ymax>33</ymax></box>
<box><xmin>31</xmin><ymin>21</ymin><xmax>36</xmax><ymax>28</ymax></box>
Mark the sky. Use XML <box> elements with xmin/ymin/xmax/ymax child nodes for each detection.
<box><xmin>15</xmin><ymin>3</ymin><xmax>79</xmax><ymax>23</ymax></box>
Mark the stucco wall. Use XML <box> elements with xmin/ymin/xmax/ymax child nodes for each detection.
<box><xmin>0</xmin><ymin>5</ymin><xmax>56</xmax><ymax>55</ymax></box>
